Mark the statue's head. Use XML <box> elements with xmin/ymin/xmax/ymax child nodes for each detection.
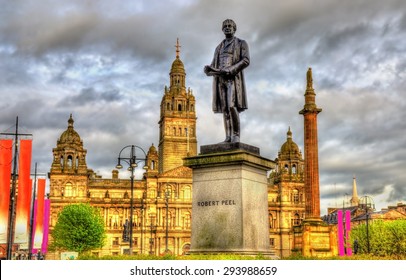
<box><xmin>222</xmin><ymin>19</ymin><xmax>237</xmax><ymax>36</ymax></box>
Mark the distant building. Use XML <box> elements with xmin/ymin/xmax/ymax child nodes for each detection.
<box><xmin>268</xmin><ymin>128</ymin><xmax>306</xmax><ymax>257</ymax></box>
<box><xmin>322</xmin><ymin>176</ymin><xmax>406</xmax><ymax>226</ymax></box>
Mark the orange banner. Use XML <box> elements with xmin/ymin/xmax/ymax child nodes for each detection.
<box><xmin>33</xmin><ymin>178</ymin><xmax>45</xmax><ymax>249</ymax></box>
<box><xmin>0</xmin><ymin>139</ymin><xmax>13</xmax><ymax>243</ymax></box>
<box><xmin>14</xmin><ymin>139</ymin><xmax>32</xmax><ymax>244</ymax></box>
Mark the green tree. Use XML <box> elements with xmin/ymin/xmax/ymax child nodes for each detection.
<box><xmin>50</xmin><ymin>203</ymin><xmax>106</xmax><ymax>254</ymax></box>
<box><xmin>350</xmin><ymin>219</ymin><xmax>406</xmax><ymax>258</ymax></box>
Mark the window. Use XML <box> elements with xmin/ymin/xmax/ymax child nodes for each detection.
<box><xmin>182</xmin><ymin>186</ymin><xmax>191</xmax><ymax>200</ymax></box>
<box><xmin>178</xmin><ymin>104</ymin><xmax>182</xmax><ymax>111</ymax></box>
<box><xmin>184</xmin><ymin>212</ymin><xmax>191</xmax><ymax>229</ymax></box>
<box><xmin>112</xmin><ymin>211</ymin><xmax>119</xmax><ymax>229</ymax></box>
<box><xmin>270</xmin><ymin>238</ymin><xmax>275</xmax><ymax>247</ymax></box>
<box><xmin>65</xmin><ymin>183</ymin><xmax>72</xmax><ymax>197</ymax></box>
<box><xmin>269</xmin><ymin>214</ymin><xmax>275</xmax><ymax>228</ymax></box>
<box><xmin>292</xmin><ymin>164</ymin><xmax>297</xmax><ymax>174</ymax></box>
<box><xmin>293</xmin><ymin>213</ymin><xmax>301</xmax><ymax>226</ymax></box>
<box><xmin>112</xmin><ymin>237</ymin><xmax>119</xmax><ymax>246</ymax></box>
<box><xmin>293</xmin><ymin>189</ymin><xmax>299</xmax><ymax>204</ymax></box>
<box><xmin>67</xmin><ymin>155</ymin><xmax>73</xmax><ymax>168</ymax></box>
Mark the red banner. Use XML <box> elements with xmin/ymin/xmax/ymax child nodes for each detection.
<box><xmin>14</xmin><ymin>139</ymin><xmax>32</xmax><ymax>244</ymax></box>
<box><xmin>33</xmin><ymin>178</ymin><xmax>45</xmax><ymax>250</ymax></box>
<box><xmin>0</xmin><ymin>139</ymin><xmax>13</xmax><ymax>243</ymax></box>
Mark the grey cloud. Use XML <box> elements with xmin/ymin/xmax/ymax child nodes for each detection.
<box><xmin>60</xmin><ymin>87</ymin><xmax>123</xmax><ymax>106</ymax></box>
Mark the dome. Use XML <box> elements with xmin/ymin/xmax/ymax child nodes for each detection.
<box><xmin>170</xmin><ymin>58</ymin><xmax>185</xmax><ymax>74</ymax></box>
<box><xmin>148</xmin><ymin>143</ymin><xmax>157</xmax><ymax>154</ymax></box>
<box><xmin>58</xmin><ymin>114</ymin><xmax>81</xmax><ymax>144</ymax></box>
<box><xmin>280</xmin><ymin>127</ymin><xmax>300</xmax><ymax>156</ymax></box>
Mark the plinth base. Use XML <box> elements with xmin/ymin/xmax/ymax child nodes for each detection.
<box><xmin>293</xmin><ymin>219</ymin><xmax>338</xmax><ymax>257</ymax></box>
<box><xmin>184</xmin><ymin>143</ymin><xmax>276</xmax><ymax>258</ymax></box>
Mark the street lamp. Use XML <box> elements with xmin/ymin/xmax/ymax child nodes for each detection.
<box><xmin>116</xmin><ymin>145</ymin><xmax>148</xmax><ymax>255</ymax></box>
<box><xmin>359</xmin><ymin>195</ymin><xmax>375</xmax><ymax>254</ymax></box>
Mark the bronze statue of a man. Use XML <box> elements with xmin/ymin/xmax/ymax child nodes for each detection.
<box><xmin>204</xmin><ymin>19</ymin><xmax>250</xmax><ymax>143</ymax></box>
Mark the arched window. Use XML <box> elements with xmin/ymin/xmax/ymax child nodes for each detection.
<box><xmin>292</xmin><ymin>189</ymin><xmax>299</xmax><ymax>204</ymax></box>
<box><xmin>150</xmin><ymin>160</ymin><xmax>155</xmax><ymax>170</ymax></box>
<box><xmin>284</xmin><ymin>164</ymin><xmax>289</xmax><ymax>172</ymax></box>
<box><xmin>173</xmin><ymin>127</ymin><xmax>176</xmax><ymax>136</ymax></box>
<box><xmin>67</xmin><ymin>155</ymin><xmax>73</xmax><ymax>168</ymax></box>
<box><xmin>293</xmin><ymin>213</ymin><xmax>301</xmax><ymax>226</ymax></box>
<box><xmin>65</xmin><ymin>183</ymin><xmax>73</xmax><ymax>197</ymax></box>
<box><xmin>178</xmin><ymin>104</ymin><xmax>182</xmax><ymax>111</ymax></box>
<box><xmin>182</xmin><ymin>186</ymin><xmax>191</xmax><ymax>200</ymax></box>
<box><xmin>112</xmin><ymin>211</ymin><xmax>119</xmax><ymax>229</ymax></box>
<box><xmin>269</xmin><ymin>214</ymin><xmax>274</xmax><ymax>228</ymax></box>
<box><xmin>292</xmin><ymin>164</ymin><xmax>297</xmax><ymax>174</ymax></box>
<box><xmin>60</xmin><ymin>156</ymin><xmax>64</xmax><ymax>168</ymax></box>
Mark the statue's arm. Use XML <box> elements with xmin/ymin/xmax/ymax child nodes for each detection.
<box><xmin>204</xmin><ymin>45</ymin><xmax>221</xmax><ymax>76</ymax></box>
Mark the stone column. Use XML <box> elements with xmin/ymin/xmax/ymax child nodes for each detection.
<box><xmin>299</xmin><ymin>68</ymin><xmax>322</xmax><ymax>220</ymax></box>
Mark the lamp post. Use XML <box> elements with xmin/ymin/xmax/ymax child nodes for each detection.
<box><xmin>359</xmin><ymin>195</ymin><xmax>375</xmax><ymax>254</ymax></box>
<box><xmin>116</xmin><ymin>145</ymin><xmax>148</xmax><ymax>255</ymax></box>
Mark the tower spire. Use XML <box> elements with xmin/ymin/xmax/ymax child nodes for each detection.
<box><xmin>68</xmin><ymin>113</ymin><xmax>74</xmax><ymax>128</ymax></box>
<box><xmin>175</xmin><ymin>38</ymin><xmax>181</xmax><ymax>59</ymax></box>
<box><xmin>350</xmin><ymin>176</ymin><xmax>360</xmax><ymax>206</ymax></box>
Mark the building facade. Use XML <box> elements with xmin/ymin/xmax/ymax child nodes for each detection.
<box><xmin>268</xmin><ymin>128</ymin><xmax>306</xmax><ymax>257</ymax></box>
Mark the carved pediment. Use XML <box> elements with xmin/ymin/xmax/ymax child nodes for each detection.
<box><xmin>159</xmin><ymin>166</ymin><xmax>192</xmax><ymax>178</ymax></box>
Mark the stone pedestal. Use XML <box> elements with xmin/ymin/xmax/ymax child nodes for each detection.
<box><xmin>184</xmin><ymin>143</ymin><xmax>276</xmax><ymax>256</ymax></box>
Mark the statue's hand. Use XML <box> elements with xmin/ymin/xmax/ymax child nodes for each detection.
<box><xmin>204</xmin><ymin>65</ymin><xmax>210</xmax><ymax>75</ymax></box>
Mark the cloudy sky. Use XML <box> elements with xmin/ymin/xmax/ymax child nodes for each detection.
<box><xmin>1</xmin><ymin>0</ymin><xmax>405</xmax><ymax>215</ymax></box>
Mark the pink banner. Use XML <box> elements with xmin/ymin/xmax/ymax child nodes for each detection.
<box><xmin>41</xmin><ymin>199</ymin><xmax>50</xmax><ymax>253</ymax></box>
<box><xmin>33</xmin><ymin>178</ymin><xmax>45</xmax><ymax>250</ymax></box>
<box><xmin>31</xmin><ymin>200</ymin><xmax>38</xmax><ymax>254</ymax></box>
<box><xmin>337</xmin><ymin>210</ymin><xmax>344</xmax><ymax>256</ymax></box>
<box><xmin>15</xmin><ymin>139</ymin><xmax>33</xmax><ymax>244</ymax></box>
<box><xmin>345</xmin><ymin>210</ymin><xmax>352</xmax><ymax>256</ymax></box>
<box><xmin>0</xmin><ymin>139</ymin><xmax>13</xmax><ymax>243</ymax></box>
